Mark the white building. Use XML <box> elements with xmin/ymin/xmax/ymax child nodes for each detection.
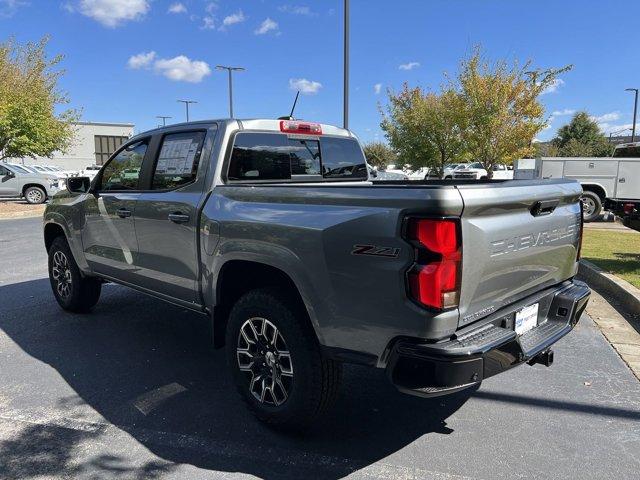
<box><xmin>21</xmin><ymin>121</ymin><xmax>135</xmax><ymax>172</ymax></box>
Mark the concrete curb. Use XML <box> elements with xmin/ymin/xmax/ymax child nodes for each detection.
<box><xmin>578</xmin><ymin>260</ymin><xmax>640</xmax><ymax>315</ymax></box>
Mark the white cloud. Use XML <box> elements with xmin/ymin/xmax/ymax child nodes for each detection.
<box><xmin>201</xmin><ymin>15</ymin><xmax>215</xmax><ymax>29</ymax></box>
<box><xmin>255</xmin><ymin>17</ymin><xmax>278</xmax><ymax>35</ymax></box>
<box><xmin>221</xmin><ymin>9</ymin><xmax>245</xmax><ymax>29</ymax></box>
<box><xmin>278</xmin><ymin>5</ymin><xmax>315</xmax><ymax>16</ymax></box>
<box><xmin>167</xmin><ymin>2</ymin><xmax>186</xmax><ymax>14</ymax></box>
<box><xmin>128</xmin><ymin>52</ymin><xmax>211</xmax><ymax>83</ymax></box>
<box><xmin>374</xmin><ymin>83</ymin><xmax>382</xmax><ymax>95</ymax></box>
<box><xmin>79</xmin><ymin>0</ymin><xmax>150</xmax><ymax>27</ymax></box>
<box><xmin>127</xmin><ymin>51</ymin><xmax>156</xmax><ymax>69</ymax></box>
<box><xmin>591</xmin><ymin>111</ymin><xmax>620</xmax><ymax>123</ymax></box>
<box><xmin>0</xmin><ymin>0</ymin><xmax>27</xmax><ymax>17</ymax></box>
<box><xmin>551</xmin><ymin>109</ymin><xmax>575</xmax><ymax>117</ymax></box>
<box><xmin>154</xmin><ymin>55</ymin><xmax>211</xmax><ymax>83</ymax></box>
<box><xmin>289</xmin><ymin>78</ymin><xmax>322</xmax><ymax>95</ymax></box>
<box><xmin>399</xmin><ymin>62</ymin><xmax>420</xmax><ymax>71</ymax></box>
<box><xmin>541</xmin><ymin>78</ymin><xmax>565</xmax><ymax>95</ymax></box>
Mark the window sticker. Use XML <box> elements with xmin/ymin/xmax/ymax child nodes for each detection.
<box><xmin>156</xmin><ymin>138</ymin><xmax>199</xmax><ymax>176</ymax></box>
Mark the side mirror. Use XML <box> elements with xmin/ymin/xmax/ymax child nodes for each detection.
<box><xmin>67</xmin><ymin>176</ymin><xmax>91</xmax><ymax>194</ymax></box>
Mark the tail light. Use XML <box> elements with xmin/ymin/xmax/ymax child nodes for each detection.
<box><xmin>405</xmin><ymin>218</ymin><xmax>461</xmax><ymax>310</ymax></box>
<box><xmin>280</xmin><ymin>120</ymin><xmax>322</xmax><ymax>135</ymax></box>
<box><xmin>623</xmin><ymin>203</ymin><xmax>636</xmax><ymax>215</ymax></box>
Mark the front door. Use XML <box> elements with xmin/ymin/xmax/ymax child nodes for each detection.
<box><xmin>133</xmin><ymin>130</ymin><xmax>210</xmax><ymax>304</ymax></box>
<box><xmin>0</xmin><ymin>165</ymin><xmax>20</xmax><ymax>197</ymax></box>
<box><xmin>81</xmin><ymin>139</ymin><xmax>149</xmax><ymax>283</ymax></box>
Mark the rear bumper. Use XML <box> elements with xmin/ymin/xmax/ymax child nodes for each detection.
<box><xmin>386</xmin><ymin>280</ymin><xmax>590</xmax><ymax>397</ymax></box>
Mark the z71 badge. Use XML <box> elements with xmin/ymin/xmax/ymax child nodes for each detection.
<box><xmin>351</xmin><ymin>244</ymin><xmax>401</xmax><ymax>258</ymax></box>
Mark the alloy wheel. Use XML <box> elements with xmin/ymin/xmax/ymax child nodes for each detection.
<box><xmin>27</xmin><ymin>189</ymin><xmax>44</xmax><ymax>203</ymax></box>
<box><xmin>581</xmin><ymin>196</ymin><xmax>596</xmax><ymax>217</ymax></box>
<box><xmin>236</xmin><ymin>317</ymin><xmax>293</xmax><ymax>406</ymax></box>
<box><xmin>52</xmin><ymin>250</ymin><xmax>72</xmax><ymax>299</ymax></box>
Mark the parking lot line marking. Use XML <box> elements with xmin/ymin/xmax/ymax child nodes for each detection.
<box><xmin>132</xmin><ymin>382</ymin><xmax>187</xmax><ymax>416</ymax></box>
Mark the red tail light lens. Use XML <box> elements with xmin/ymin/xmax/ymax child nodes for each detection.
<box><xmin>406</xmin><ymin>218</ymin><xmax>461</xmax><ymax>310</ymax></box>
<box><xmin>623</xmin><ymin>203</ymin><xmax>635</xmax><ymax>215</ymax></box>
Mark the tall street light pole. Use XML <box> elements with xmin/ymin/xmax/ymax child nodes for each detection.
<box><xmin>216</xmin><ymin>65</ymin><xmax>245</xmax><ymax>118</ymax></box>
<box><xmin>177</xmin><ymin>100</ymin><xmax>197</xmax><ymax>122</ymax></box>
<box><xmin>625</xmin><ymin>88</ymin><xmax>638</xmax><ymax>142</ymax></box>
<box><xmin>156</xmin><ymin>115</ymin><xmax>171</xmax><ymax>126</ymax></box>
<box><xmin>343</xmin><ymin>0</ymin><xmax>350</xmax><ymax>130</ymax></box>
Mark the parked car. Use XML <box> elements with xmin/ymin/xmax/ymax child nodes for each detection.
<box><xmin>81</xmin><ymin>165</ymin><xmax>102</xmax><ymax>180</ymax></box>
<box><xmin>0</xmin><ymin>163</ymin><xmax>61</xmax><ymax>203</ymax></box>
<box><xmin>442</xmin><ymin>163</ymin><xmax>468</xmax><ymax>179</ymax></box>
<box><xmin>514</xmin><ymin>144</ymin><xmax>640</xmax><ymax>221</ymax></box>
<box><xmin>44</xmin><ymin>118</ymin><xmax>590</xmax><ymax>429</ymax></box>
<box><xmin>604</xmin><ymin>199</ymin><xmax>640</xmax><ymax>232</ymax></box>
<box><xmin>454</xmin><ymin>162</ymin><xmax>514</xmax><ymax>180</ymax></box>
<box><xmin>407</xmin><ymin>166</ymin><xmax>431</xmax><ymax>180</ymax></box>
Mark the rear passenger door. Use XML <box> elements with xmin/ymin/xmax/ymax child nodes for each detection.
<box><xmin>133</xmin><ymin>127</ymin><xmax>215</xmax><ymax>304</ymax></box>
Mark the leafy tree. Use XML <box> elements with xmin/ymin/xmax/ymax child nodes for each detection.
<box><xmin>551</xmin><ymin>111</ymin><xmax>612</xmax><ymax>157</ymax></box>
<box><xmin>0</xmin><ymin>37</ymin><xmax>78</xmax><ymax>161</ymax></box>
<box><xmin>379</xmin><ymin>84</ymin><xmax>438</xmax><ymax>171</ymax></box>
<box><xmin>456</xmin><ymin>48</ymin><xmax>571</xmax><ymax>177</ymax></box>
<box><xmin>362</xmin><ymin>141</ymin><xmax>397</xmax><ymax>168</ymax></box>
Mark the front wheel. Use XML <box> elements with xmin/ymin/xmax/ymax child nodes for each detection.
<box><xmin>581</xmin><ymin>191</ymin><xmax>602</xmax><ymax>222</ymax></box>
<box><xmin>48</xmin><ymin>236</ymin><xmax>102</xmax><ymax>312</ymax></box>
<box><xmin>226</xmin><ymin>288</ymin><xmax>342</xmax><ymax>430</ymax></box>
<box><xmin>24</xmin><ymin>186</ymin><xmax>46</xmax><ymax>204</ymax></box>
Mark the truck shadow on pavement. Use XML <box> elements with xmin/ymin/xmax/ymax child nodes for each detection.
<box><xmin>0</xmin><ymin>278</ymin><xmax>473</xmax><ymax>480</ymax></box>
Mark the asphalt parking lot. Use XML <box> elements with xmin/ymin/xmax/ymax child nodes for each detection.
<box><xmin>1</xmin><ymin>216</ymin><xmax>639</xmax><ymax>480</ymax></box>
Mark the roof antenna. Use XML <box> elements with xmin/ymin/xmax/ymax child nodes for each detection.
<box><xmin>278</xmin><ymin>91</ymin><xmax>300</xmax><ymax>120</ymax></box>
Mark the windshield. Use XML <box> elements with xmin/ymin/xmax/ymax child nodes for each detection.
<box><xmin>469</xmin><ymin>162</ymin><xmax>483</xmax><ymax>169</ymax></box>
<box><xmin>8</xmin><ymin>164</ymin><xmax>30</xmax><ymax>174</ymax></box>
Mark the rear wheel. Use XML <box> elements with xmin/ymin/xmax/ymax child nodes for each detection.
<box><xmin>48</xmin><ymin>236</ymin><xmax>101</xmax><ymax>312</ymax></box>
<box><xmin>226</xmin><ymin>288</ymin><xmax>342</xmax><ymax>430</ymax></box>
<box><xmin>24</xmin><ymin>186</ymin><xmax>46</xmax><ymax>204</ymax></box>
<box><xmin>581</xmin><ymin>191</ymin><xmax>602</xmax><ymax>222</ymax></box>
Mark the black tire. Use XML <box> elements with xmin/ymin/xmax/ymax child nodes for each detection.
<box><xmin>48</xmin><ymin>236</ymin><xmax>101</xmax><ymax>312</ymax></box>
<box><xmin>444</xmin><ymin>175</ymin><xmax>452</xmax><ymax>179</ymax></box>
<box><xmin>24</xmin><ymin>186</ymin><xmax>46</xmax><ymax>204</ymax></box>
<box><xmin>225</xmin><ymin>288</ymin><xmax>342</xmax><ymax>431</ymax></box>
<box><xmin>581</xmin><ymin>191</ymin><xmax>602</xmax><ymax>222</ymax></box>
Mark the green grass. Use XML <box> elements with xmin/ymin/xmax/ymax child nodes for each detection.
<box><xmin>582</xmin><ymin>229</ymin><xmax>640</xmax><ymax>289</ymax></box>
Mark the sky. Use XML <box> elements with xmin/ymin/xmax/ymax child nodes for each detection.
<box><xmin>1</xmin><ymin>0</ymin><xmax>640</xmax><ymax>143</ymax></box>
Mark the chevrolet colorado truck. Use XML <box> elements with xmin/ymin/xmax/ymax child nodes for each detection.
<box><xmin>44</xmin><ymin>119</ymin><xmax>590</xmax><ymax>429</ymax></box>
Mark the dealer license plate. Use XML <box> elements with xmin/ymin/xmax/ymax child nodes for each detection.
<box><xmin>515</xmin><ymin>303</ymin><xmax>539</xmax><ymax>335</ymax></box>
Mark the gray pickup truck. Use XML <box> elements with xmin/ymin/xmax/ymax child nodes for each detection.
<box><xmin>44</xmin><ymin>119</ymin><xmax>590</xmax><ymax>429</ymax></box>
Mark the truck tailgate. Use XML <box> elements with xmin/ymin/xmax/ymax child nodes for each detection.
<box><xmin>456</xmin><ymin>179</ymin><xmax>582</xmax><ymax>327</ymax></box>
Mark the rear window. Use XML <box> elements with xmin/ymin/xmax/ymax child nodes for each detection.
<box><xmin>613</xmin><ymin>146</ymin><xmax>640</xmax><ymax>157</ymax></box>
<box><xmin>227</xmin><ymin>132</ymin><xmax>367</xmax><ymax>181</ymax></box>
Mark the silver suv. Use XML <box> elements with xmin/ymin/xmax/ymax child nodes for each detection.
<box><xmin>0</xmin><ymin>163</ymin><xmax>61</xmax><ymax>204</ymax></box>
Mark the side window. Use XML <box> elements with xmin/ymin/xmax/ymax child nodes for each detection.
<box><xmin>228</xmin><ymin>133</ymin><xmax>291</xmax><ymax>180</ymax></box>
<box><xmin>320</xmin><ymin>137</ymin><xmax>367</xmax><ymax>179</ymax></box>
<box><xmin>0</xmin><ymin>165</ymin><xmax>9</xmax><ymax>176</ymax></box>
<box><xmin>100</xmin><ymin>140</ymin><xmax>147</xmax><ymax>191</ymax></box>
<box><xmin>152</xmin><ymin>131</ymin><xmax>206</xmax><ymax>190</ymax></box>
<box><xmin>288</xmin><ymin>138</ymin><xmax>321</xmax><ymax>175</ymax></box>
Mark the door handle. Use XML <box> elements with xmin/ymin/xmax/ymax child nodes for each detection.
<box><xmin>116</xmin><ymin>208</ymin><xmax>132</xmax><ymax>218</ymax></box>
<box><xmin>168</xmin><ymin>212</ymin><xmax>190</xmax><ymax>224</ymax></box>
